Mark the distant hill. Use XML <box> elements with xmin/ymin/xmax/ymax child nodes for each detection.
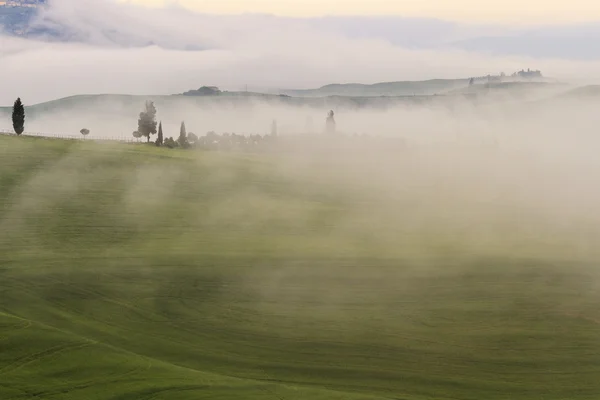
<box><xmin>447</xmin><ymin>81</ymin><xmax>567</xmax><ymax>99</ymax></box>
<box><xmin>0</xmin><ymin>83</ymin><xmax>583</xmax><ymax>137</ymax></box>
<box><xmin>0</xmin><ymin>92</ymin><xmax>472</xmax><ymax>136</ymax></box>
<box><xmin>0</xmin><ymin>81</ymin><xmax>569</xmax><ymax>120</ymax></box>
<box><xmin>281</xmin><ymin>79</ymin><xmax>470</xmax><ymax>97</ymax></box>
<box><xmin>0</xmin><ymin>93</ymin><xmax>450</xmax><ymax>119</ymax></box>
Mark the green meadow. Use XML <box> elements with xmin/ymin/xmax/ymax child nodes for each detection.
<box><xmin>1</xmin><ymin>135</ymin><xmax>600</xmax><ymax>399</ymax></box>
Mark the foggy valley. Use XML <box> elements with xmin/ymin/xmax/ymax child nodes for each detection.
<box><xmin>2</xmin><ymin>1</ymin><xmax>600</xmax><ymax>400</ymax></box>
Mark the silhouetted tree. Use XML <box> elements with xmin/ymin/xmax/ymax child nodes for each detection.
<box><xmin>177</xmin><ymin>121</ymin><xmax>189</xmax><ymax>148</ymax></box>
<box><xmin>132</xmin><ymin>131</ymin><xmax>143</xmax><ymax>140</ymax></box>
<box><xmin>80</xmin><ymin>128</ymin><xmax>90</xmax><ymax>138</ymax></box>
<box><xmin>156</xmin><ymin>121</ymin><xmax>164</xmax><ymax>146</ymax></box>
<box><xmin>469</xmin><ymin>78</ymin><xmax>475</xmax><ymax>86</ymax></box>
<box><xmin>137</xmin><ymin>101</ymin><xmax>157</xmax><ymax>142</ymax></box>
<box><xmin>12</xmin><ymin>98</ymin><xmax>25</xmax><ymax>135</ymax></box>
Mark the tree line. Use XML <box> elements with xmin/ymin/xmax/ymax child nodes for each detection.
<box><xmin>131</xmin><ymin>101</ymin><xmax>192</xmax><ymax>148</ymax></box>
<box><xmin>5</xmin><ymin>98</ymin><xmax>408</xmax><ymax>153</ymax></box>
<box><xmin>131</xmin><ymin>101</ymin><xmax>338</xmax><ymax>150</ymax></box>
<box><xmin>127</xmin><ymin>101</ymin><xmax>412</xmax><ymax>154</ymax></box>
<box><xmin>5</xmin><ymin>98</ymin><xmax>343</xmax><ymax>150</ymax></box>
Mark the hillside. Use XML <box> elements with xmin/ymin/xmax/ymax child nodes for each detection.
<box><xmin>0</xmin><ymin>93</ymin><xmax>455</xmax><ymax>137</ymax></box>
<box><xmin>445</xmin><ymin>81</ymin><xmax>569</xmax><ymax>101</ymax></box>
<box><xmin>0</xmin><ymin>81</ymin><xmax>560</xmax><ymax>123</ymax></box>
<box><xmin>0</xmin><ymin>83</ymin><xmax>574</xmax><ymax>137</ymax></box>
<box><xmin>0</xmin><ymin>92</ymin><xmax>442</xmax><ymax>116</ymax></box>
<box><xmin>281</xmin><ymin>79</ymin><xmax>470</xmax><ymax>97</ymax></box>
<box><xmin>2</xmin><ymin>135</ymin><xmax>600</xmax><ymax>399</ymax></box>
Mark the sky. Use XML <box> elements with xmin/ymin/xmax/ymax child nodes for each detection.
<box><xmin>123</xmin><ymin>0</ymin><xmax>600</xmax><ymax>24</ymax></box>
<box><xmin>2</xmin><ymin>0</ymin><xmax>600</xmax><ymax>105</ymax></box>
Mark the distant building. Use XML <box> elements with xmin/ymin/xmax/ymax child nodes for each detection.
<box><xmin>469</xmin><ymin>69</ymin><xmax>543</xmax><ymax>85</ymax></box>
<box><xmin>513</xmin><ymin>69</ymin><xmax>543</xmax><ymax>80</ymax></box>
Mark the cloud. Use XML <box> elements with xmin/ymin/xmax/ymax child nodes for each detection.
<box><xmin>25</xmin><ymin>1</ymin><xmax>600</xmax><ymax>59</ymax></box>
<box><xmin>1</xmin><ymin>0</ymin><xmax>600</xmax><ymax>105</ymax></box>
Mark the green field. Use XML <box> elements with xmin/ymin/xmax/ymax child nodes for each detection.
<box><xmin>1</xmin><ymin>135</ymin><xmax>600</xmax><ymax>399</ymax></box>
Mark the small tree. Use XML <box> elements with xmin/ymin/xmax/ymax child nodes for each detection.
<box><xmin>156</xmin><ymin>121</ymin><xmax>164</xmax><ymax>146</ymax></box>
<box><xmin>137</xmin><ymin>101</ymin><xmax>157</xmax><ymax>142</ymax></box>
<box><xmin>12</xmin><ymin>98</ymin><xmax>25</xmax><ymax>135</ymax></box>
<box><xmin>177</xmin><ymin>121</ymin><xmax>189</xmax><ymax>148</ymax></box>
<box><xmin>164</xmin><ymin>137</ymin><xmax>178</xmax><ymax>149</ymax></box>
<box><xmin>132</xmin><ymin>131</ymin><xmax>143</xmax><ymax>140</ymax></box>
<box><xmin>187</xmin><ymin>132</ymin><xmax>198</xmax><ymax>146</ymax></box>
<box><xmin>80</xmin><ymin>128</ymin><xmax>90</xmax><ymax>138</ymax></box>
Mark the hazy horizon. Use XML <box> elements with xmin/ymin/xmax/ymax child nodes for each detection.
<box><xmin>4</xmin><ymin>2</ymin><xmax>600</xmax><ymax>399</ymax></box>
<box><xmin>2</xmin><ymin>0</ymin><xmax>600</xmax><ymax>105</ymax></box>
<box><xmin>121</xmin><ymin>0</ymin><xmax>600</xmax><ymax>24</ymax></box>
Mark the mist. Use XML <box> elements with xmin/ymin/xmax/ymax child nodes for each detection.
<box><xmin>5</xmin><ymin>3</ymin><xmax>600</xmax><ymax>398</ymax></box>
<box><xmin>3</xmin><ymin>0</ymin><xmax>600</xmax><ymax>106</ymax></box>
<box><xmin>2</xmin><ymin>0</ymin><xmax>600</xmax><ymax>265</ymax></box>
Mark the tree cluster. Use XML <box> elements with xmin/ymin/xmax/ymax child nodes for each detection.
<box><xmin>135</xmin><ymin>102</ymin><xmax>343</xmax><ymax>152</ymax></box>
<box><xmin>132</xmin><ymin>101</ymin><xmax>273</xmax><ymax>150</ymax></box>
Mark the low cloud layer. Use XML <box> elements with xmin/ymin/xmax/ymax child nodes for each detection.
<box><xmin>1</xmin><ymin>0</ymin><xmax>600</xmax><ymax>106</ymax></box>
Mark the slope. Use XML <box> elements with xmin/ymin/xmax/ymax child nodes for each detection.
<box><xmin>1</xmin><ymin>136</ymin><xmax>600</xmax><ymax>399</ymax></box>
<box><xmin>282</xmin><ymin>79</ymin><xmax>469</xmax><ymax>97</ymax></box>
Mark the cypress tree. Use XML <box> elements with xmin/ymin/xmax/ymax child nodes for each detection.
<box><xmin>156</xmin><ymin>121</ymin><xmax>164</xmax><ymax>146</ymax></box>
<box><xmin>177</xmin><ymin>121</ymin><xmax>189</xmax><ymax>148</ymax></box>
<box><xmin>12</xmin><ymin>98</ymin><xmax>25</xmax><ymax>135</ymax></box>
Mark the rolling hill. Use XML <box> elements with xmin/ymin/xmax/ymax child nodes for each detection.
<box><xmin>1</xmin><ymin>135</ymin><xmax>600</xmax><ymax>399</ymax></box>
<box><xmin>0</xmin><ymin>80</ymin><xmax>576</xmax><ymax>139</ymax></box>
<box><xmin>281</xmin><ymin>79</ymin><xmax>471</xmax><ymax>97</ymax></box>
<box><xmin>0</xmin><ymin>92</ymin><xmax>454</xmax><ymax>137</ymax></box>
<box><xmin>0</xmin><ymin>80</ymin><xmax>571</xmax><ymax>120</ymax></box>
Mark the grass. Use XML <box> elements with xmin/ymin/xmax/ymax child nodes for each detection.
<box><xmin>1</xmin><ymin>134</ymin><xmax>600</xmax><ymax>399</ymax></box>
